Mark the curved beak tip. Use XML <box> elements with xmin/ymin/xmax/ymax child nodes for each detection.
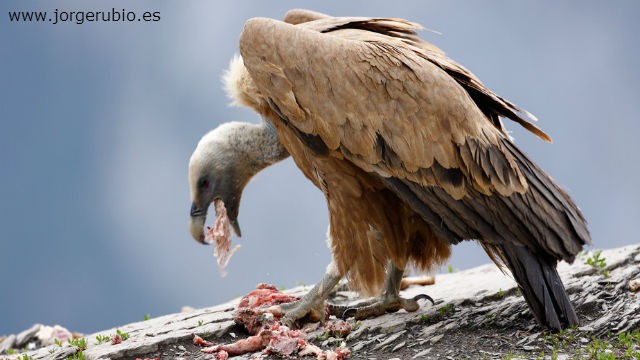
<box><xmin>189</xmin><ymin>215</ymin><xmax>207</xmax><ymax>244</ymax></box>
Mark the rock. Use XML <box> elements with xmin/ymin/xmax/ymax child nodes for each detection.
<box><xmin>365</xmin><ymin>315</ymin><xmax>406</xmax><ymax>334</ymax></box>
<box><xmin>35</xmin><ymin>325</ymin><xmax>73</xmax><ymax>346</ymax></box>
<box><xmin>413</xmin><ymin>348</ymin><xmax>432</xmax><ymax>358</ymax></box>
<box><xmin>391</xmin><ymin>341</ymin><xmax>406</xmax><ymax>352</ymax></box>
<box><xmin>373</xmin><ymin>330</ymin><xmax>405</xmax><ymax>350</ymax></box>
<box><xmin>429</xmin><ymin>334</ymin><xmax>444</xmax><ymax>345</ymax></box>
<box><xmin>2</xmin><ymin>244</ymin><xmax>638</xmax><ymax>360</ymax></box>
<box><xmin>629</xmin><ymin>278</ymin><xmax>640</xmax><ymax>292</ymax></box>
<box><xmin>15</xmin><ymin>324</ymin><xmax>42</xmax><ymax>347</ymax></box>
<box><xmin>351</xmin><ymin>341</ymin><xmax>367</xmax><ymax>352</ymax></box>
<box><xmin>0</xmin><ymin>335</ymin><xmax>16</xmax><ymax>353</ymax></box>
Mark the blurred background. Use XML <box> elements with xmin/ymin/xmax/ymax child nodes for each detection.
<box><xmin>1</xmin><ymin>1</ymin><xmax>638</xmax><ymax>335</ymax></box>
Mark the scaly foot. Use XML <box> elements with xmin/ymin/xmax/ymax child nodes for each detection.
<box><xmin>279</xmin><ymin>262</ymin><xmax>342</xmax><ymax>327</ymax></box>
<box><xmin>331</xmin><ymin>264</ymin><xmax>435</xmax><ymax>320</ymax></box>
<box><xmin>338</xmin><ymin>293</ymin><xmax>434</xmax><ymax>320</ymax></box>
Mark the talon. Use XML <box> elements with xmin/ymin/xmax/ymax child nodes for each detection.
<box><xmin>280</xmin><ymin>315</ymin><xmax>295</xmax><ymax>328</ymax></box>
<box><xmin>413</xmin><ymin>294</ymin><xmax>435</xmax><ymax>306</ymax></box>
<box><xmin>341</xmin><ymin>308</ymin><xmax>357</xmax><ymax>319</ymax></box>
<box><xmin>327</xmin><ymin>303</ymin><xmax>350</xmax><ymax>317</ymax></box>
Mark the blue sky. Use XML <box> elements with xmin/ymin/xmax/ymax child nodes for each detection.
<box><xmin>1</xmin><ymin>1</ymin><xmax>639</xmax><ymax>335</ymax></box>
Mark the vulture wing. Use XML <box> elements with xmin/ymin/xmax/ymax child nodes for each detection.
<box><xmin>239</xmin><ymin>16</ymin><xmax>590</xmax><ymax>329</ymax></box>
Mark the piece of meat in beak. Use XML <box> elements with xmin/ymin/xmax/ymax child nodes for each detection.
<box><xmin>190</xmin><ymin>195</ymin><xmax>243</xmax><ymax>276</ymax></box>
<box><xmin>189</xmin><ymin>199</ymin><xmax>242</xmax><ymax>244</ymax></box>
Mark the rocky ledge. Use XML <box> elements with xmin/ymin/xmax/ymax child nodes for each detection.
<box><xmin>1</xmin><ymin>245</ymin><xmax>638</xmax><ymax>360</ymax></box>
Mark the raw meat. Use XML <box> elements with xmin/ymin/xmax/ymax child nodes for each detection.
<box><xmin>205</xmin><ymin>199</ymin><xmax>241</xmax><ymax>276</ymax></box>
<box><xmin>193</xmin><ymin>284</ymin><xmax>351</xmax><ymax>359</ymax></box>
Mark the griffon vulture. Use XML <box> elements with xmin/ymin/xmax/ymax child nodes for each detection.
<box><xmin>189</xmin><ymin>9</ymin><xmax>590</xmax><ymax>330</ymax></box>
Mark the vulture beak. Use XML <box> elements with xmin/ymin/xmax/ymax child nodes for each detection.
<box><xmin>189</xmin><ymin>202</ymin><xmax>207</xmax><ymax>244</ymax></box>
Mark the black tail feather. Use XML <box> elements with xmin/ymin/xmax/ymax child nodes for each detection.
<box><xmin>500</xmin><ymin>243</ymin><xmax>578</xmax><ymax>330</ymax></box>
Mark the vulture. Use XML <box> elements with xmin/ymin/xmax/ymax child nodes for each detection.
<box><xmin>188</xmin><ymin>9</ymin><xmax>590</xmax><ymax>331</ymax></box>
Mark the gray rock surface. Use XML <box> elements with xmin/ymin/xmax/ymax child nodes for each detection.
<box><xmin>15</xmin><ymin>324</ymin><xmax>42</xmax><ymax>348</ymax></box>
<box><xmin>1</xmin><ymin>245</ymin><xmax>638</xmax><ymax>359</ymax></box>
<box><xmin>0</xmin><ymin>336</ymin><xmax>16</xmax><ymax>355</ymax></box>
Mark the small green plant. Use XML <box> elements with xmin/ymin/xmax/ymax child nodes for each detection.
<box><xmin>144</xmin><ymin>313</ymin><xmax>150</xmax><ymax>321</ymax></box>
<box><xmin>537</xmin><ymin>328</ymin><xmax>640</xmax><ymax>359</ymax></box>
<box><xmin>502</xmin><ymin>352</ymin><xmax>515</xmax><ymax>360</ymax></box>
<box><xmin>95</xmin><ymin>334</ymin><xmax>111</xmax><ymax>344</ymax></box>
<box><xmin>314</xmin><ymin>332</ymin><xmax>331</xmax><ymax>341</ymax></box>
<box><xmin>68</xmin><ymin>337</ymin><xmax>87</xmax><ymax>350</ymax></box>
<box><xmin>66</xmin><ymin>350</ymin><xmax>86</xmax><ymax>360</ymax></box>
<box><xmin>116</xmin><ymin>329</ymin><xmax>130</xmax><ymax>341</ymax></box>
<box><xmin>447</xmin><ymin>264</ymin><xmax>454</xmax><ymax>273</ymax></box>
<box><xmin>6</xmin><ymin>348</ymin><xmax>15</xmax><ymax>354</ymax></box>
<box><xmin>54</xmin><ymin>338</ymin><xmax>63</xmax><ymax>347</ymax></box>
<box><xmin>345</xmin><ymin>335</ymin><xmax>352</xmax><ymax>343</ymax></box>
<box><xmin>497</xmin><ymin>288</ymin><xmax>504</xmax><ymax>297</ymax></box>
<box><xmin>352</xmin><ymin>320</ymin><xmax>361</xmax><ymax>331</ymax></box>
<box><xmin>484</xmin><ymin>313</ymin><xmax>496</xmax><ymax>325</ymax></box>
<box><xmin>584</xmin><ymin>250</ymin><xmax>610</xmax><ymax>277</ymax></box>
<box><xmin>198</xmin><ymin>319</ymin><xmax>204</xmax><ymax>327</ymax></box>
<box><xmin>419</xmin><ymin>313</ymin><xmax>435</xmax><ymax>323</ymax></box>
<box><xmin>330</xmin><ymin>339</ymin><xmax>343</xmax><ymax>347</ymax></box>
<box><xmin>18</xmin><ymin>354</ymin><xmax>33</xmax><ymax>360</ymax></box>
<box><xmin>585</xmin><ymin>337</ymin><xmax>612</xmax><ymax>359</ymax></box>
<box><xmin>437</xmin><ymin>303</ymin><xmax>454</xmax><ymax>316</ymax></box>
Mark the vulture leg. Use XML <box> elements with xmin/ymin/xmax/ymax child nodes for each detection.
<box><xmin>339</xmin><ymin>265</ymin><xmax>434</xmax><ymax>320</ymax></box>
<box><xmin>279</xmin><ymin>261</ymin><xmax>342</xmax><ymax>327</ymax></box>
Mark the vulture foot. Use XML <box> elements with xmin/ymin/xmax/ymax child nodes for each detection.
<box><xmin>338</xmin><ymin>293</ymin><xmax>434</xmax><ymax>320</ymax></box>
<box><xmin>279</xmin><ymin>296</ymin><xmax>327</xmax><ymax>327</ymax></box>
<box><xmin>279</xmin><ymin>262</ymin><xmax>342</xmax><ymax>328</ymax></box>
<box><xmin>337</xmin><ymin>265</ymin><xmax>434</xmax><ymax>320</ymax></box>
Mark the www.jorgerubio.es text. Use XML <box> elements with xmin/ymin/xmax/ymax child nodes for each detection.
<box><xmin>8</xmin><ymin>8</ymin><xmax>161</xmax><ymax>25</ymax></box>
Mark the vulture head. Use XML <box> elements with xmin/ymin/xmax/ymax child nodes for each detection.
<box><xmin>188</xmin><ymin>121</ymin><xmax>289</xmax><ymax>244</ymax></box>
<box><xmin>189</xmin><ymin>123</ymin><xmax>247</xmax><ymax>243</ymax></box>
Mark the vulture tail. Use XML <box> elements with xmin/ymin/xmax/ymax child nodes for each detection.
<box><xmin>499</xmin><ymin>242</ymin><xmax>578</xmax><ymax>330</ymax></box>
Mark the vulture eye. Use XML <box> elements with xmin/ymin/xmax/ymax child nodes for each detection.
<box><xmin>197</xmin><ymin>178</ymin><xmax>210</xmax><ymax>189</ymax></box>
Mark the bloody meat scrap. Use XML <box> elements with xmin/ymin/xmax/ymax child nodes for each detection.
<box><xmin>323</xmin><ymin>320</ymin><xmax>352</xmax><ymax>338</ymax></box>
<box><xmin>205</xmin><ymin>199</ymin><xmax>241</xmax><ymax>276</ymax></box>
<box><xmin>234</xmin><ymin>283</ymin><xmax>300</xmax><ymax>334</ymax></box>
<box><xmin>193</xmin><ymin>334</ymin><xmax>214</xmax><ymax>347</ymax></box>
<box><xmin>194</xmin><ymin>284</ymin><xmax>351</xmax><ymax>359</ymax></box>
